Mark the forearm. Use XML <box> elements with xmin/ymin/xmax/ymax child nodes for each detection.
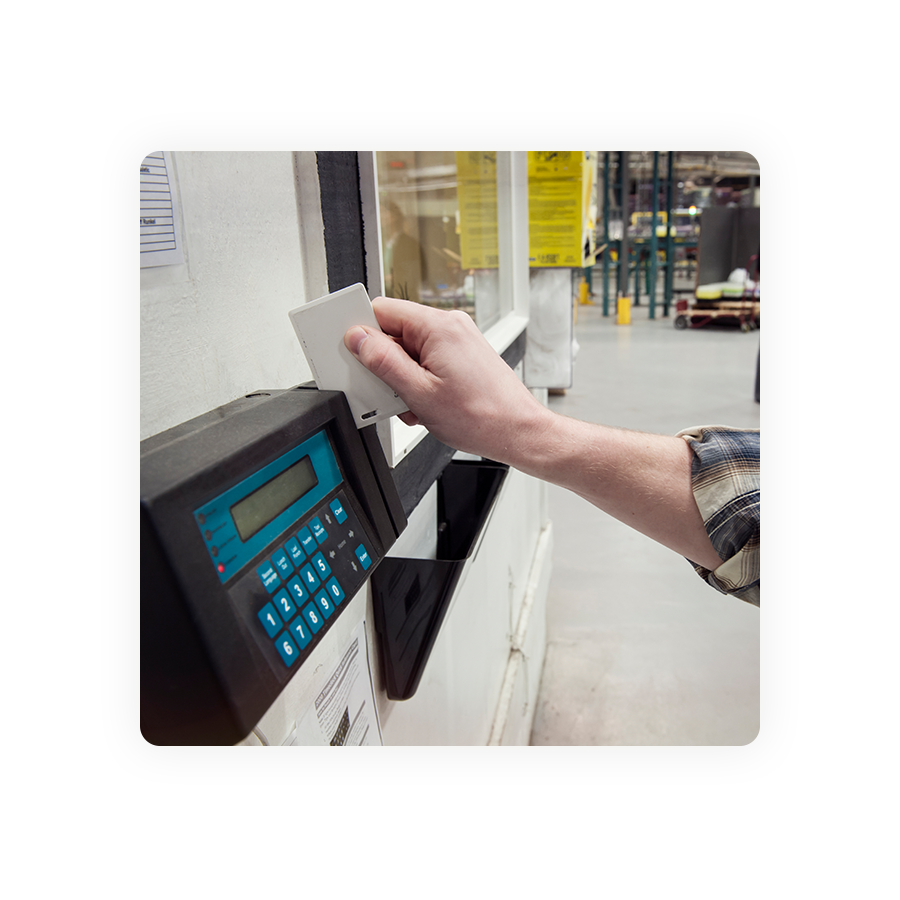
<box><xmin>499</xmin><ymin>405</ymin><xmax>723</xmax><ymax>571</ymax></box>
<box><xmin>345</xmin><ymin>297</ymin><xmax>721</xmax><ymax>571</ymax></box>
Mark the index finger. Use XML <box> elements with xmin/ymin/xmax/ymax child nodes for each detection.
<box><xmin>372</xmin><ymin>297</ymin><xmax>435</xmax><ymax>336</ymax></box>
<box><xmin>371</xmin><ymin>296</ymin><xmax>447</xmax><ymax>344</ymax></box>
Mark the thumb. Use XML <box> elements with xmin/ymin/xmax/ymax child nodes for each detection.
<box><xmin>344</xmin><ymin>325</ymin><xmax>427</xmax><ymax>402</ymax></box>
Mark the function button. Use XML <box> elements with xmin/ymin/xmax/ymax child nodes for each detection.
<box><xmin>289</xmin><ymin>616</ymin><xmax>312</xmax><ymax>650</ymax></box>
<box><xmin>354</xmin><ymin>544</ymin><xmax>372</xmax><ymax>571</ymax></box>
<box><xmin>272</xmin><ymin>588</ymin><xmax>296</xmax><ymax>623</ymax></box>
<box><xmin>256</xmin><ymin>560</ymin><xmax>281</xmax><ymax>593</ymax></box>
<box><xmin>329</xmin><ymin>498</ymin><xmax>348</xmax><ymax>525</ymax></box>
<box><xmin>297</xmin><ymin>526</ymin><xmax>317</xmax><ymax>555</ymax></box>
<box><xmin>275</xmin><ymin>632</ymin><xmax>299</xmax><ymax>668</ymax></box>
<box><xmin>299</xmin><ymin>563</ymin><xmax>320</xmax><ymax>592</ymax></box>
<box><xmin>271</xmin><ymin>547</ymin><xmax>294</xmax><ymax>578</ymax></box>
<box><xmin>325</xmin><ymin>577</ymin><xmax>345</xmax><ymax>606</ymax></box>
<box><xmin>257</xmin><ymin>602</ymin><xmax>283</xmax><ymax>638</ymax></box>
<box><xmin>311</xmin><ymin>551</ymin><xmax>332</xmax><ymax>581</ymax></box>
<box><xmin>313</xmin><ymin>590</ymin><xmax>335</xmax><ymax>620</ymax></box>
<box><xmin>301</xmin><ymin>602</ymin><xmax>325</xmax><ymax>634</ymax></box>
<box><xmin>309</xmin><ymin>516</ymin><xmax>328</xmax><ymax>544</ymax></box>
<box><xmin>284</xmin><ymin>536</ymin><xmax>306</xmax><ymax>566</ymax></box>
<box><xmin>285</xmin><ymin>575</ymin><xmax>308</xmax><ymax>606</ymax></box>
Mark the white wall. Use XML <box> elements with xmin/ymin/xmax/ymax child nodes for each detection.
<box><xmin>140</xmin><ymin>151</ymin><xmax>314</xmax><ymax>440</ymax></box>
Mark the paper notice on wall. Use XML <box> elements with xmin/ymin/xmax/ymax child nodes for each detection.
<box><xmin>140</xmin><ymin>151</ymin><xmax>185</xmax><ymax>268</ymax></box>
<box><xmin>284</xmin><ymin>619</ymin><xmax>383</xmax><ymax>746</ymax></box>
<box><xmin>527</xmin><ymin>151</ymin><xmax>596</xmax><ymax>268</ymax></box>
<box><xmin>456</xmin><ymin>151</ymin><xmax>499</xmax><ymax>269</ymax></box>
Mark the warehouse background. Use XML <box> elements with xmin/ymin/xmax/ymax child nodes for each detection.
<box><xmin>528</xmin><ymin>150</ymin><xmax>760</xmax><ymax>745</ymax></box>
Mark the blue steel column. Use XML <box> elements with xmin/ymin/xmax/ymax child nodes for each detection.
<box><xmin>618</xmin><ymin>152</ymin><xmax>630</xmax><ymax>306</ymax></box>
<box><xmin>664</xmin><ymin>151</ymin><xmax>674</xmax><ymax>316</ymax></box>
<box><xmin>649</xmin><ymin>151</ymin><xmax>660</xmax><ymax>319</ymax></box>
<box><xmin>602</xmin><ymin>152</ymin><xmax>610</xmax><ymax>316</ymax></box>
<box><xmin>634</xmin><ymin>245</ymin><xmax>640</xmax><ymax>306</ymax></box>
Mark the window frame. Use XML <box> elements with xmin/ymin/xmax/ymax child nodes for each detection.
<box><xmin>358</xmin><ymin>151</ymin><xmax>530</xmax><ymax>468</ymax></box>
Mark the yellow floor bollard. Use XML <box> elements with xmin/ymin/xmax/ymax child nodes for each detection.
<box><xmin>579</xmin><ymin>279</ymin><xmax>590</xmax><ymax>305</ymax></box>
<box><xmin>617</xmin><ymin>295</ymin><xmax>631</xmax><ymax>325</ymax></box>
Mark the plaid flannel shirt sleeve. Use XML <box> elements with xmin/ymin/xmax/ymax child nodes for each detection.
<box><xmin>677</xmin><ymin>426</ymin><xmax>760</xmax><ymax>607</ymax></box>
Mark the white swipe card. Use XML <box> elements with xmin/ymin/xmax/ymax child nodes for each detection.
<box><xmin>288</xmin><ymin>283</ymin><xmax>408</xmax><ymax>428</ymax></box>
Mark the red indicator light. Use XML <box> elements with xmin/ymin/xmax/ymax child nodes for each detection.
<box><xmin>218</xmin><ymin>564</ymin><xmax>225</xmax><ymax>573</ymax></box>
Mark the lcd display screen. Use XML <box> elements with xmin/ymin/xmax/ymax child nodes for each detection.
<box><xmin>230</xmin><ymin>455</ymin><xmax>318</xmax><ymax>542</ymax></box>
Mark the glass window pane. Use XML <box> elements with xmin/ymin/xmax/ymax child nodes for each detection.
<box><xmin>375</xmin><ymin>151</ymin><xmax>503</xmax><ymax>331</ymax></box>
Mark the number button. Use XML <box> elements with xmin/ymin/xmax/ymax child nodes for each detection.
<box><xmin>286</xmin><ymin>576</ymin><xmax>308</xmax><ymax>605</ymax></box>
<box><xmin>311</xmin><ymin>551</ymin><xmax>332</xmax><ymax>581</ymax></box>
<box><xmin>275</xmin><ymin>632</ymin><xmax>299</xmax><ymax>667</ymax></box>
<box><xmin>299</xmin><ymin>563</ymin><xmax>320</xmax><ymax>592</ymax></box>
<box><xmin>314</xmin><ymin>590</ymin><xmax>334</xmax><ymax>619</ymax></box>
<box><xmin>289</xmin><ymin>617</ymin><xmax>312</xmax><ymax>650</ymax></box>
<box><xmin>302</xmin><ymin>602</ymin><xmax>324</xmax><ymax>634</ymax></box>
<box><xmin>325</xmin><ymin>577</ymin><xmax>345</xmax><ymax>606</ymax></box>
<box><xmin>257</xmin><ymin>602</ymin><xmax>283</xmax><ymax>638</ymax></box>
<box><xmin>272</xmin><ymin>588</ymin><xmax>295</xmax><ymax>622</ymax></box>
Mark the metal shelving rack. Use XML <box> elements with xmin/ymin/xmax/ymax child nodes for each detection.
<box><xmin>597</xmin><ymin>151</ymin><xmax>698</xmax><ymax>319</ymax></box>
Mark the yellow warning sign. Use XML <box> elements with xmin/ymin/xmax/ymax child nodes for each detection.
<box><xmin>456</xmin><ymin>152</ymin><xmax>499</xmax><ymax>269</ymax></box>
<box><xmin>528</xmin><ymin>151</ymin><xmax>597</xmax><ymax>268</ymax></box>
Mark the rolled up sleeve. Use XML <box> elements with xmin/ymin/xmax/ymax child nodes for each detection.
<box><xmin>677</xmin><ymin>426</ymin><xmax>760</xmax><ymax>607</ymax></box>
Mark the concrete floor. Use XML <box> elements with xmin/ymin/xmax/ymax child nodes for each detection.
<box><xmin>529</xmin><ymin>299</ymin><xmax>760</xmax><ymax>745</ymax></box>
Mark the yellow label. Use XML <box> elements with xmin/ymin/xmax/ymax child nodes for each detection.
<box><xmin>529</xmin><ymin>151</ymin><xmax>592</xmax><ymax>267</ymax></box>
<box><xmin>456</xmin><ymin>152</ymin><xmax>499</xmax><ymax>269</ymax></box>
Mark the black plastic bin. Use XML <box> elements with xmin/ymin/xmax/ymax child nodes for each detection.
<box><xmin>370</xmin><ymin>459</ymin><xmax>508</xmax><ymax>700</ymax></box>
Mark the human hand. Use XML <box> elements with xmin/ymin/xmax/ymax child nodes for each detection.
<box><xmin>344</xmin><ymin>299</ymin><xmax>724</xmax><ymax>572</ymax></box>
<box><xmin>343</xmin><ymin>297</ymin><xmax>549</xmax><ymax>462</ymax></box>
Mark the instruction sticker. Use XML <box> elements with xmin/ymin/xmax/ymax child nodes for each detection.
<box><xmin>140</xmin><ymin>151</ymin><xmax>185</xmax><ymax>268</ymax></box>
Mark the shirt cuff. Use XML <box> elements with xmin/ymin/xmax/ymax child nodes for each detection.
<box><xmin>677</xmin><ymin>425</ymin><xmax>760</xmax><ymax>607</ymax></box>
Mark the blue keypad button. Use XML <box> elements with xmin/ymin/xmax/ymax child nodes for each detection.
<box><xmin>289</xmin><ymin>616</ymin><xmax>312</xmax><ymax>650</ymax></box>
<box><xmin>285</xmin><ymin>575</ymin><xmax>308</xmax><ymax>605</ymax></box>
<box><xmin>354</xmin><ymin>544</ymin><xmax>372</xmax><ymax>570</ymax></box>
<box><xmin>257</xmin><ymin>602</ymin><xmax>283</xmax><ymax>638</ymax></box>
<box><xmin>272</xmin><ymin>547</ymin><xmax>293</xmax><ymax>578</ymax></box>
<box><xmin>329</xmin><ymin>498</ymin><xmax>348</xmax><ymax>524</ymax></box>
<box><xmin>297</xmin><ymin>526</ymin><xmax>317</xmax><ymax>555</ymax></box>
<box><xmin>302</xmin><ymin>602</ymin><xmax>324</xmax><ymax>634</ymax></box>
<box><xmin>311</xmin><ymin>551</ymin><xmax>332</xmax><ymax>581</ymax></box>
<box><xmin>299</xmin><ymin>563</ymin><xmax>320</xmax><ymax>591</ymax></box>
<box><xmin>310</xmin><ymin>516</ymin><xmax>328</xmax><ymax>544</ymax></box>
<box><xmin>325</xmin><ymin>577</ymin><xmax>345</xmax><ymax>606</ymax></box>
<box><xmin>314</xmin><ymin>590</ymin><xmax>335</xmax><ymax>619</ymax></box>
<box><xmin>272</xmin><ymin>588</ymin><xmax>296</xmax><ymax>623</ymax></box>
<box><xmin>285</xmin><ymin>536</ymin><xmax>305</xmax><ymax>566</ymax></box>
<box><xmin>256</xmin><ymin>560</ymin><xmax>281</xmax><ymax>593</ymax></box>
<box><xmin>275</xmin><ymin>632</ymin><xmax>299</xmax><ymax>667</ymax></box>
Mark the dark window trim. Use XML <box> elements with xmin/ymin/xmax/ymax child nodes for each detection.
<box><xmin>317</xmin><ymin>152</ymin><xmax>368</xmax><ymax>291</ymax></box>
<box><xmin>316</xmin><ymin>151</ymin><xmax>527</xmax><ymax>517</ymax></box>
